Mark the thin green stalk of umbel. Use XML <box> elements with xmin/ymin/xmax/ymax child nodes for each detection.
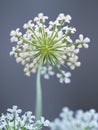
<box><xmin>35</xmin><ymin>67</ymin><xmax>42</xmax><ymax>121</ymax></box>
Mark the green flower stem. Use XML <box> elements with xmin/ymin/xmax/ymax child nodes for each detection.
<box><xmin>49</xmin><ymin>20</ymin><xmax>64</xmax><ymax>45</ymax></box>
<box><xmin>28</xmin><ymin>27</ymin><xmax>42</xmax><ymax>44</ymax></box>
<box><xmin>13</xmin><ymin>113</ymin><xmax>16</xmax><ymax>130</ymax></box>
<box><xmin>35</xmin><ymin>66</ymin><xmax>42</xmax><ymax>121</ymax></box>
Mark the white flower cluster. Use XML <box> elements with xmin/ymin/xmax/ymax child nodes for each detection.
<box><xmin>49</xmin><ymin>107</ymin><xmax>98</xmax><ymax>130</ymax></box>
<box><xmin>57</xmin><ymin>71</ymin><xmax>71</xmax><ymax>84</ymax></box>
<box><xmin>0</xmin><ymin>106</ymin><xmax>49</xmax><ymax>130</ymax></box>
<box><xmin>10</xmin><ymin>13</ymin><xmax>90</xmax><ymax>83</ymax></box>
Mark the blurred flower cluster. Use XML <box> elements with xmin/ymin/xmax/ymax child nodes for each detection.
<box><xmin>50</xmin><ymin>107</ymin><xmax>98</xmax><ymax>130</ymax></box>
<box><xmin>0</xmin><ymin>106</ymin><xmax>49</xmax><ymax>130</ymax></box>
<box><xmin>10</xmin><ymin>13</ymin><xmax>90</xmax><ymax>83</ymax></box>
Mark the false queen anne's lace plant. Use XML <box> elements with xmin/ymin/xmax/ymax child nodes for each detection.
<box><xmin>0</xmin><ymin>106</ymin><xmax>49</xmax><ymax>130</ymax></box>
<box><xmin>49</xmin><ymin>107</ymin><xmax>98</xmax><ymax>130</ymax></box>
<box><xmin>10</xmin><ymin>13</ymin><xmax>90</xmax><ymax>84</ymax></box>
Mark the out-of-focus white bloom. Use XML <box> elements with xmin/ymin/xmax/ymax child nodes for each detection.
<box><xmin>40</xmin><ymin>117</ymin><xmax>50</xmax><ymax>126</ymax></box>
<box><xmin>57</xmin><ymin>71</ymin><xmax>71</xmax><ymax>84</ymax></box>
<box><xmin>67</xmin><ymin>55</ymin><xmax>81</xmax><ymax>70</ymax></box>
<box><xmin>49</xmin><ymin>107</ymin><xmax>98</xmax><ymax>130</ymax></box>
<box><xmin>41</xmin><ymin>66</ymin><xmax>54</xmax><ymax>79</ymax></box>
<box><xmin>0</xmin><ymin>106</ymin><xmax>49</xmax><ymax>130</ymax></box>
<box><xmin>10</xmin><ymin>13</ymin><xmax>90</xmax><ymax>84</ymax></box>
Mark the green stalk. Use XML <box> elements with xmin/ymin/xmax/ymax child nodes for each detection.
<box><xmin>35</xmin><ymin>67</ymin><xmax>42</xmax><ymax>121</ymax></box>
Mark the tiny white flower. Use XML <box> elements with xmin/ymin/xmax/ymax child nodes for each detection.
<box><xmin>41</xmin><ymin>66</ymin><xmax>54</xmax><ymax>79</ymax></box>
<box><xmin>67</xmin><ymin>56</ymin><xmax>81</xmax><ymax>70</ymax></box>
<box><xmin>57</xmin><ymin>13</ymin><xmax>65</xmax><ymax>21</ymax></box>
<box><xmin>16</xmin><ymin>57</ymin><xmax>22</xmax><ymax>63</ymax></box>
<box><xmin>57</xmin><ymin>14</ymin><xmax>71</xmax><ymax>23</ymax></box>
<box><xmin>76</xmin><ymin>34</ymin><xmax>90</xmax><ymax>48</ymax></box>
<box><xmin>25</xmin><ymin>72</ymin><xmax>31</xmax><ymax>77</ymax></box>
<box><xmin>7</xmin><ymin>105</ymin><xmax>22</xmax><ymax>114</ymax></box>
<box><xmin>10</xmin><ymin>28</ymin><xmax>22</xmax><ymax>37</ymax></box>
<box><xmin>10</xmin><ymin>36</ymin><xmax>18</xmax><ymax>42</ymax></box>
<box><xmin>57</xmin><ymin>71</ymin><xmax>71</xmax><ymax>84</ymax></box>
<box><xmin>23</xmin><ymin>20</ymin><xmax>34</xmax><ymax>29</ymax></box>
<box><xmin>65</xmin><ymin>45</ymin><xmax>79</xmax><ymax>57</ymax></box>
<box><xmin>63</xmin><ymin>26</ymin><xmax>76</xmax><ymax>34</ymax></box>
<box><xmin>65</xmin><ymin>15</ymin><xmax>72</xmax><ymax>23</ymax></box>
<box><xmin>44</xmin><ymin>120</ymin><xmax>50</xmax><ymax>126</ymax></box>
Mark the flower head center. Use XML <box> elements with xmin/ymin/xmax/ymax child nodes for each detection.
<box><xmin>43</xmin><ymin>46</ymin><xmax>50</xmax><ymax>53</ymax></box>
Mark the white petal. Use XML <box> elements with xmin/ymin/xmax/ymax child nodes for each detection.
<box><xmin>17</xmin><ymin>109</ymin><xmax>22</xmax><ymax>113</ymax></box>
<box><xmin>57</xmin><ymin>73</ymin><xmax>61</xmax><ymax>78</ymax></box>
<box><xmin>59</xmin><ymin>78</ymin><xmax>63</xmax><ymax>83</ymax></box>
<box><xmin>41</xmin><ymin>70</ymin><xmax>45</xmax><ymax>75</ymax></box>
<box><xmin>10</xmin><ymin>30</ymin><xmax>16</xmax><ymax>36</ymax></box>
<box><xmin>83</xmin><ymin>43</ymin><xmax>89</xmax><ymax>48</ymax></box>
<box><xmin>23</xmin><ymin>23</ymin><xmax>28</xmax><ymax>29</ymax></box>
<box><xmin>79</xmin><ymin>34</ymin><xmax>84</xmax><ymax>41</ymax></box>
<box><xmin>25</xmin><ymin>72</ymin><xmax>31</xmax><ymax>77</ymax></box>
<box><xmin>44</xmin><ymin>120</ymin><xmax>50</xmax><ymax>126</ymax></box>
<box><xmin>7</xmin><ymin>108</ymin><xmax>13</xmax><ymax>113</ymax></box>
<box><xmin>84</xmin><ymin>37</ymin><xmax>90</xmax><ymax>43</ymax></box>
<box><xmin>48</xmin><ymin>66</ymin><xmax>52</xmax><ymax>70</ymax></box>
<box><xmin>71</xmin><ymin>45</ymin><xmax>75</xmax><ymax>49</ymax></box>
<box><xmin>31</xmin><ymin>68</ymin><xmax>36</xmax><ymax>73</ymax></box>
<box><xmin>22</xmin><ymin>60</ymin><xmax>25</xmax><ymax>65</ymax></box>
<box><xmin>78</xmin><ymin>44</ymin><xmax>82</xmax><ymax>48</ymax></box>
<box><xmin>9</xmin><ymin>51</ymin><xmax>14</xmax><ymax>56</ymax></box>
<box><xmin>75</xmin><ymin>49</ymin><xmax>79</xmax><ymax>53</ymax></box>
<box><xmin>13</xmin><ymin>105</ymin><xmax>18</xmax><ymax>110</ymax></box>
<box><xmin>41</xmin><ymin>116</ymin><xmax>45</xmax><ymax>122</ymax></box>
<box><xmin>75</xmin><ymin>39</ymin><xmax>80</xmax><ymax>43</ymax></box>
<box><xmin>24</xmin><ymin>67</ymin><xmax>28</xmax><ymax>72</ymax></box>
<box><xmin>49</xmin><ymin>71</ymin><xmax>54</xmax><ymax>76</ymax></box>
<box><xmin>76</xmin><ymin>62</ymin><xmax>81</xmax><ymax>67</ymax></box>
<box><xmin>66</xmin><ymin>36</ymin><xmax>73</xmax><ymax>43</ymax></box>
<box><xmin>10</xmin><ymin>37</ymin><xmax>18</xmax><ymax>42</ymax></box>
<box><xmin>65</xmin><ymin>72</ymin><xmax>71</xmax><ymax>77</ymax></box>
<box><xmin>44</xmin><ymin>74</ymin><xmax>49</xmax><ymax>79</ymax></box>
<box><xmin>71</xmin><ymin>65</ymin><xmax>75</xmax><ymax>70</ymax></box>
<box><xmin>65</xmin><ymin>78</ymin><xmax>71</xmax><ymax>84</ymax></box>
<box><xmin>17</xmin><ymin>40</ymin><xmax>22</xmax><ymax>45</ymax></box>
<box><xmin>16</xmin><ymin>57</ymin><xmax>22</xmax><ymax>63</ymax></box>
<box><xmin>66</xmin><ymin>15</ymin><xmax>72</xmax><ymax>21</ymax></box>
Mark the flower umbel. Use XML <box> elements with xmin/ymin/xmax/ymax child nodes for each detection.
<box><xmin>0</xmin><ymin>106</ymin><xmax>49</xmax><ymax>130</ymax></box>
<box><xmin>49</xmin><ymin>107</ymin><xmax>98</xmax><ymax>130</ymax></box>
<box><xmin>10</xmin><ymin>13</ymin><xmax>90</xmax><ymax>83</ymax></box>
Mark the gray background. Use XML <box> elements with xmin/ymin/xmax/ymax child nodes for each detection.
<box><xmin>0</xmin><ymin>0</ymin><xmax>98</xmax><ymax>121</ymax></box>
